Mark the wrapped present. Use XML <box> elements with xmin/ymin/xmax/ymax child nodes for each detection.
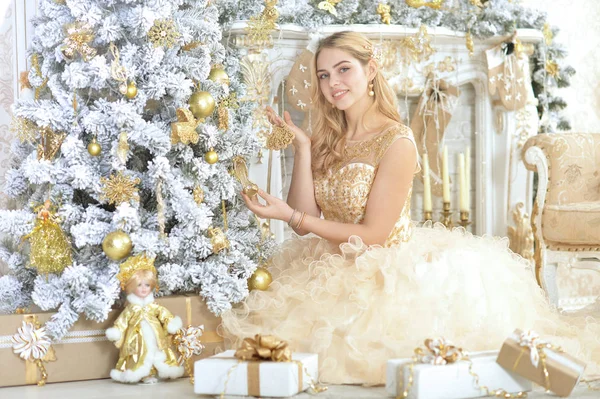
<box><xmin>386</xmin><ymin>338</ymin><xmax>532</xmax><ymax>399</ymax></box>
<box><xmin>194</xmin><ymin>335</ymin><xmax>320</xmax><ymax>397</ymax></box>
<box><xmin>0</xmin><ymin>311</ymin><xmax>119</xmax><ymax>387</ymax></box>
<box><xmin>496</xmin><ymin>329</ymin><xmax>586</xmax><ymax>397</ymax></box>
<box><xmin>0</xmin><ymin>294</ymin><xmax>221</xmax><ymax>387</ymax></box>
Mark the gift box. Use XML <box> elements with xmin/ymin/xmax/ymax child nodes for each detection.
<box><xmin>194</xmin><ymin>349</ymin><xmax>318</xmax><ymax>397</ymax></box>
<box><xmin>496</xmin><ymin>329</ymin><xmax>586</xmax><ymax>397</ymax></box>
<box><xmin>0</xmin><ymin>294</ymin><xmax>222</xmax><ymax>387</ymax></box>
<box><xmin>386</xmin><ymin>350</ymin><xmax>532</xmax><ymax>399</ymax></box>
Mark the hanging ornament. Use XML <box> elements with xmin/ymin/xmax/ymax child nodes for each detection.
<box><xmin>156</xmin><ymin>178</ymin><xmax>166</xmax><ymax>238</ymax></box>
<box><xmin>21</xmin><ymin>200</ymin><xmax>72</xmax><ymax>275</ymax></box>
<box><xmin>265</xmin><ymin>124</ymin><xmax>294</xmax><ymax>151</ymax></box>
<box><xmin>205</xmin><ymin>148</ymin><xmax>218</xmax><ymax>164</ymax></box>
<box><xmin>110</xmin><ymin>43</ymin><xmax>128</xmax><ymax>94</ymax></box>
<box><xmin>188</xmin><ymin>91</ymin><xmax>215</xmax><ymax>120</ymax></box>
<box><xmin>10</xmin><ymin>117</ymin><xmax>37</xmax><ymax>144</ymax></box>
<box><xmin>232</xmin><ymin>156</ymin><xmax>259</xmax><ymax>197</ymax></box>
<box><xmin>171</xmin><ymin>108</ymin><xmax>201</xmax><ymax>145</ymax></box>
<box><xmin>317</xmin><ymin>0</ymin><xmax>342</xmax><ymax>16</ymax></box>
<box><xmin>19</xmin><ymin>71</ymin><xmax>32</xmax><ymax>90</ymax></box>
<box><xmin>117</xmin><ymin>132</ymin><xmax>129</xmax><ymax>164</ymax></box>
<box><xmin>542</xmin><ymin>23</ymin><xmax>553</xmax><ymax>45</ymax></box>
<box><xmin>246</xmin><ymin>0</ymin><xmax>279</xmax><ymax>48</ymax></box>
<box><xmin>31</xmin><ymin>54</ymin><xmax>48</xmax><ymax>100</ymax></box>
<box><xmin>125</xmin><ymin>81</ymin><xmax>138</xmax><ymax>99</ymax></box>
<box><xmin>37</xmin><ymin>126</ymin><xmax>66</xmax><ymax>161</ymax></box>
<box><xmin>208</xmin><ymin>66</ymin><xmax>230</xmax><ymax>85</ymax></box>
<box><xmin>399</xmin><ymin>25</ymin><xmax>436</xmax><ymax>66</ymax></box>
<box><xmin>545</xmin><ymin>60</ymin><xmax>559</xmax><ymax>78</ymax></box>
<box><xmin>87</xmin><ymin>137</ymin><xmax>102</xmax><ymax>156</ymax></box>
<box><xmin>193</xmin><ymin>186</ymin><xmax>204</xmax><ymax>205</ymax></box>
<box><xmin>102</xmin><ymin>229</ymin><xmax>133</xmax><ymax>261</ymax></box>
<box><xmin>147</xmin><ymin>19</ymin><xmax>180</xmax><ymax>48</ymax></box>
<box><xmin>217</xmin><ymin>93</ymin><xmax>239</xmax><ymax>131</ymax></box>
<box><xmin>376</xmin><ymin>3</ymin><xmax>391</xmax><ymax>25</ymax></box>
<box><xmin>208</xmin><ymin>226</ymin><xmax>229</xmax><ymax>254</ymax></box>
<box><xmin>405</xmin><ymin>0</ymin><xmax>443</xmax><ymax>9</ymax></box>
<box><xmin>60</xmin><ymin>21</ymin><xmax>97</xmax><ymax>62</ymax></box>
<box><xmin>248</xmin><ymin>266</ymin><xmax>272</xmax><ymax>291</ymax></box>
<box><xmin>465</xmin><ymin>30</ymin><xmax>474</xmax><ymax>57</ymax></box>
<box><xmin>100</xmin><ymin>172</ymin><xmax>141</xmax><ymax>205</ymax></box>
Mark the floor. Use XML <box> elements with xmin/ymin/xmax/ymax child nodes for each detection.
<box><xmin>1</xmin><ymin>379</ymin><xmax>599</xmax><ymax>399</ymax></box>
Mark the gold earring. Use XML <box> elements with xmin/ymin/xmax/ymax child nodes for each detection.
<box><xmin>368</xmin><ymin>83</ymin><xmax>375</xmax><ymax>97</ymax></box>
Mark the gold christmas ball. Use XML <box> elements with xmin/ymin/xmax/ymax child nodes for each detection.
<box><xmin>243</xmin><ymin>183</ymin><xmax>259</xmax><ymax>197</ymax></box>
<box><xmin>248</xmin><ymin>266</ymin><xmax>272</xmax><ymax>291</ymax></box>
<box><xmin>102</xmin><ymin>230</ymin><xmax>133</xmax><ymax>261</ymax></box>
<box><xmin>125</xmin><ymin>81</ymin><xmax>138</xmax><ymax>99</ymax></box>
<box><xmin>87</xmin><ymin>139</ymin><xmax>102</xmax><ymax>156</ymax></box>
<box><xmin>189</xmin><ymin>91</ymin><xmax>215</xmax><ymax>119</ymax></box>
<box><xmin>119</xmin><ymin>82</ymin><xmax>128</xmax><ymax>95</ymax></box>
<box><xmin>208</xmin><ymin>67</ymin><xmax>230</xmax><ymax>85</ymax></box>
<box><xmin>205</xmin><ymin>148</ymin><xmax>218</xmax><ymax>164</ymax></box>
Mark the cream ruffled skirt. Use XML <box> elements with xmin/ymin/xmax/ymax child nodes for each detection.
<box><xmin>221</xmin><ymin>224</ymin><xmax>600</xmax><ymax>384</ymax></box>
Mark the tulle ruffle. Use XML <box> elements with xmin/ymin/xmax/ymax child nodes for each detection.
<box><xmin>221</xmin><ymin>223</ymin><xmax>600</xmax><ymax>384</ymax></box>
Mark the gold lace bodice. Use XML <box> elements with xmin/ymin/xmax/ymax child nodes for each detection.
<box><xmin>314</xmin><ymin>124</ymin><xmax>416</xmax><ymax>247</ymax></box>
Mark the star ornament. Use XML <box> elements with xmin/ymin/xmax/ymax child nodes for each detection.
<box><xmin>171</xmin><ymin>107</ymin><xmax>200</xmax><ymax>145</ymax></box>
<box><xmin>100</xmin><ymin>172</ymin><xmax>141</xmax><ymax>205</ymax></box>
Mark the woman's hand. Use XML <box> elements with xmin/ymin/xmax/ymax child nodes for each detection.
<box><xmin>241</xmin><ymin>189</ymin><xmax>294</xmax><ymax>223</ymax></box>
<box><xmin>264</xmin><ymin>106</ymin><xmax>311</xmax><ymax>150</ymax></box>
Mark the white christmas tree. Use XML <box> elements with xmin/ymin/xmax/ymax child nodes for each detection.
<box><xmin>0</xmin><ymin>0</ymin><xmax>274</xmax><ymax>340</ymax></box>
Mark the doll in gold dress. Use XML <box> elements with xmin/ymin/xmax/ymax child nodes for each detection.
<box><xmin>106</xmin><ymin>254</ymin><xmax>184</xmax><ymax>383</ymax></box>
<box><xmin>221</xmin><ymin>31</ymin><xmax>600</xmax><ymax>384</ymax></box>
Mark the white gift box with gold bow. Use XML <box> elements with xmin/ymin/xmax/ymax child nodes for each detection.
<box><xmin>386</xmin><ymin>350</ymin><xmax>532</xmax><ymax>399</ymax></box>
<box><xmin>194</xmin><ymin>349</ymin><xmax>318</xmax><ymax>397</ymax></box>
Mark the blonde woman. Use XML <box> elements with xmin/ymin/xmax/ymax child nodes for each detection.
<box><xmin>222</xmin><ymin>31</ymin><xmax>599</xmax><ymax>384</ymax></box>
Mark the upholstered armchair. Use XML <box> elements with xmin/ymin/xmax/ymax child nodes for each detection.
<box><xmin>522</xmin><ymin>133</ymin><xmax>600</xmax><ymax>309</ymax></box>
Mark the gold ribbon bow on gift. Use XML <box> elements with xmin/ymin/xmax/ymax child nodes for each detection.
<box><xmin>415</xmin><ymin>337</ymin><xmax>464</xmax><ymax>365</ymax></box>
<box><xmin>234</xmin><ymin>334</ymin><xmax>292</xmax><ymax>362</ymax></box>
<box><xmin>11</xmin><ymin>315</ymin><xmax>57</xmax><ymax>386</ymax></box>
<box><xmin>518</xmin><ymin>330</ymin><xmax>544</xmax><ymax>368</ymax></box>
<box><xmin>173</xmin><ymin>325</ymin><xmax>205</xmax><ymax>384</ymax></box>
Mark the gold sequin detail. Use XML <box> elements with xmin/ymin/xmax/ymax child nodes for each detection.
<box><xmin>314</xmin><ymin>124</ymin><xmax>416</xmax><ymax>247</ymax></box>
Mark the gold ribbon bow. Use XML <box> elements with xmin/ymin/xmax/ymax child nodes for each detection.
<box><xmin>11</xmin><ymin>315</ymin><xmax>57</xmax><ymax>386</ymax></box>
<box><xmin>234</xmin><ymin>334</ymin><xmax>292</xmax><ymax>362</ymax></box>
<box><xmin>415</xmin><ymin>337</ymin><xmax>464</xmax><ymax>365</ymax></box>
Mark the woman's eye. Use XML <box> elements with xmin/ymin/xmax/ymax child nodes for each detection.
<box><xmin>340</xmin><ymin>67</ymin><xmax>349</xmax><ymax>73</ymax></box>
<box><xmin>319</xmin><ymin>73</ymin><xmax>328</xmax><ymax>79</ymax></box>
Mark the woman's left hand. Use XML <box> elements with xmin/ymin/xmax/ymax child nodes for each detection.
<box><xmin>241</xmin><ymin>189</ymin><xmax>293</xmax><ymax>222</ymax></box>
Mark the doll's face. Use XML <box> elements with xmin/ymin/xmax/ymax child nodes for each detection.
<box><xmin>134</xmin><ymin>279</ymin><xmax>153</xmax><ymax>298</ymax></box>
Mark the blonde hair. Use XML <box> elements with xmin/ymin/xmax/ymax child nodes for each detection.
<box><xmin>125</xmin><ymin>269</ymin><xmax>158</xmax><ymax>294</ymax></box>
<box><xmin>310</xmin><ymin>31</ymin><xmax>401</xmax><ymax>175</ymax></box>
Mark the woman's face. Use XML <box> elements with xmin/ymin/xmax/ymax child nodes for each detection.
<box><xmin>316</xmin><ymin>48</ymin><xmax>371</xmax><ymax>111</ymax></box>
<box><xmin>134</xmin><ymin>279</ymin><xmax>152</xmax><ymax>298</ymax></box>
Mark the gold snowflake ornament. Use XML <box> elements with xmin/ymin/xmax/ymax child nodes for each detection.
<box><xmin>100</xmin><ymin>172</ymin><xmax>141</xmax><ymax>205</ymax></box>
<box><xmin>148</xmin><ymin>19</ymin><xmax>180</xmax><ymax>48</ymax></box>
<box><xmin>10</xmin><ymin>117</ymin><xmax>38</xmax><ymax>144</ymax></box>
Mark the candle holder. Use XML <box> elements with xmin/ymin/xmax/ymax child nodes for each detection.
<box><xmin>458</xmin><ymin>210</ymin><xmax>471</xmax><ymax>229</ymax></box>
<box><xmin>440</xmin><ymin>202</ymin><xmax>453</xmax><ymax>228</ymax></box>
<box><xmin>423</xmin><ymin>211</ymin><xmax>433</xmax><ymax>224</ymax></box>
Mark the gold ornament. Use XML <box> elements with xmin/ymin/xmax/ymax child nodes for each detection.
<box><xmin>542</xmin><ymin>23</ymin><xmax>553</xmax><ymax>46</ymax></box>
<box><xmin>208</xmin><ymin>226</ymin><xmax>229</xmax><ymax>254</ymax></box>
<box><xmin>115</xmin><ymin>253</ymin><xmax>156</xmax><ymax>289</ymax></box>
<box><xmin>102</xmin><ymin>230</ymin><xmax>133</xmax><ymax>262</ymax></box>
<box><xmin>188</xmin><ymin>91</ymin><xmax>215</xmax><ymax>120</ymax></box>
<box><xmin>10</xmin><ymin>117</ymin><xmax>37</xmax><ymax>144</ymax></box>
<box><xmin>125</xmin><ymin>81</ymin><xmax>138</xmax><ymax>99</ymax></box>
<box><xmin>181</xmin><ymin>41</ymin><xmax>203</xmax><ymax>52</ymax></box>
<box><xmin>217</xmin><ymin>93</ymin><xmax>239</xmax><ymax>131</ymax></box>
<box><xmin>248</xmin><ymin>266</ymin><xmax>272</xmax><ymax>291</ymax></box>
<box><xmin>31</xmin><ymin>54</ymin><xmax>48</xmax><ymax>100</ymax></box>
<box><xmin>232</xmin><ymin>156</ymin><xmax>259</xmax><ymax>197</ymax></box>
<box><xmin>317</xmin><ymin>0</ymin><xmax>342</xmax><ymax>16</ymax></box>
<box><xmin>171</xmin><ymin>108</ymin><xmax>201</xmax><ymax>145</ymax></box>
<box><xmin>148</xmin><ymin>19</ymin><xmax>180</xmax><ymax>48</ymax></box>
<box><xmin>87</xmin><ymin>138</ymin><xmax>101</xmax><ymax>156</ymax></box>
<box><xmin>204</xmin><ymin>148</ymin><xmax>218</xmax><ymax>164</ymax></box>
<box><xmin>193</xmin><ymin>186</ymin><xmax>204</xmax><ymax>205</ymax></box>
<box><xmin>399</xmin><ymin>25</ymin><xmax>436</xmax><ymax>66</ymax></box>
<box><xmin>245</xmin><ymin>0</ymin><xmax>279</xmax><ymax>48</ymax></box>
<box><xmin>60</xmin><ymin>21</ymin><xmax>97</xmax><ymax>61</ymax></box>
<box><xmin>405</xmin><ymin>0</ymin><xmax>443</xmax><ymax>9</ymax></box>
<box><xmin>119</xmin><ymin>83</ymin><xmax>128</xmax><ymax>95</ymax></box>
<box><xmin>466</xmin><ymin>30</ymin><xmax>474</xmax><ymax>56</ymax></box>
<box><xmin>21</xmin><ymin>200</ymin><xmax>72</xmax><ymax>275</ymax></box>
<box><xmin>265</xmin><ymin>124</ymin><xmax>294</xmax><ymax>151</ymax></box>
<box><xmin>156</xmin><ymin>178</ymin><xmax>166</xmax><ymax>237</ymax></box>
<box><xmin>37</xmin><ymin>126</ymin><xmax>66</xmax><ymax>161</ymax></box>
<box><xmin>377</xmin><ymin>3</ymin><xmax>391</xmax><ymax>25</ymax></box>
<box><xmin>117</xmin><ymin>132</ymin><xmax>129</xmax><ymax>164</ymax></box>
<box><xmin>100</xmin><ymin>172</ymin><xmax>141</xmax><ymax>205</ymax></box>
<box><xmin>545</xmin><ymin>60</ymin><xmax>559</xmax><ymax>77</ymax></box>
<box><xmin>110</xmin><ymin>43</ymin><xmax>128</xmax><ymax>93</ymax></box>
<box><xmin>208</xmin><ymin>66</ymin><xmax>230</xmax><ymax>85</ymax></box>
<box><xmin>469</xmin><ymin>0</ymin><xmax>487</xmax><ymax>7</ymax></box>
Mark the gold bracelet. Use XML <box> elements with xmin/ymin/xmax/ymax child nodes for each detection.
<box><xmin>287</xmin><ymin>209</ymin><xmax>298</xmax><ymax>227</ymax></box>
<box><xmin>296</xmin><ymin>212</ymin><xmax>307</xmax><ymax>230</ymax></box>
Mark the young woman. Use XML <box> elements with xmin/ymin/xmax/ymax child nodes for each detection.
<box><xmin>222</xmin><ymin>31</ymin><xmax>599</xmax><ymax>384</ymax></box>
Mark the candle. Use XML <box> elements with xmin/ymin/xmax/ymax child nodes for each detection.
<box><xmin>465</xmin><ymin>146</ymin><xmax>471</xmax><ymax>210</ymax></box>
<box><xmin>422</xmin><ymin>156</ymin><xmax>432</xmax><ymax>213</ymax></box>
<box><xmin>458</xmin><ymin>153</ymin><xmax>466</xmax><ymax>212</ymax></box>
<box><xmin>442</xmin><ymin>146</ymin><xmax>450</xmax><ymax>203</ymax></box>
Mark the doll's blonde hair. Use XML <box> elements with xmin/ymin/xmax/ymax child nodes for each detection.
<box><xmin>124</xmin><ymin>269</ymin><xmax>158</xmax><ymax>294</ymax></box>
<box><xmin>310</xmin><ymin>31</ymin><xmax>401</xmax><ymax>175</ymax></box>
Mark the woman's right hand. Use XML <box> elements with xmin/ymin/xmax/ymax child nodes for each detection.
<box><xmin>265</xmin><ymin>106</ymin><xmax>311</xmax><ymax>150</ymax></box>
